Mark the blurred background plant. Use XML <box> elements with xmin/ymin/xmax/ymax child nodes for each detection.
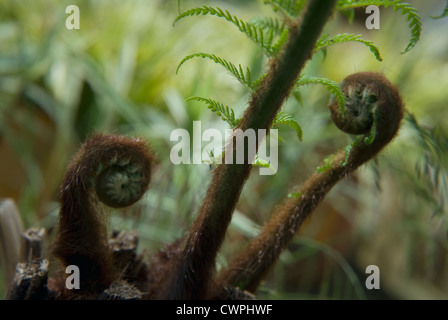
<box><xmin>0</xmin><ymin>0</ymin><xmax>447</xmax><ymax>299</ymax></box>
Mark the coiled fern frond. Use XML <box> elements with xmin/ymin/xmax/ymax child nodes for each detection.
<box><xmin>175</xmin><ymin>0</ymin><xmax>423</xmax><ymax>148</ymax></box>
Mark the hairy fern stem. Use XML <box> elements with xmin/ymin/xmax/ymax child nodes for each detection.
<box><xmin>215</xmin><ymin>72</ymin><xmax>404</xmax><ymax>294</ymax></box>
<box><xmin>158</xmin><ymin>0</ymin><xmax>338</xmax><ymax>300</ymax></box>
<box><xmin>52</xmin><ymin>133</ymin><xmax>155</xmax><ymax>294</ymax></box>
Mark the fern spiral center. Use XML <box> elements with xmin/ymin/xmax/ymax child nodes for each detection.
<box><xmin>329</xmin><ymin>72</ymin><xmax>403</xmax><ymax>141</ymax></box>
<box><xmin>96</xmin><ymin>160</ymin><xmax>145</xmax><ymax>208</ymax></box>
<box><xmin>337</xmin><ymin>85</ymin><xmax>377</xmax><ymax>134</ymax></box>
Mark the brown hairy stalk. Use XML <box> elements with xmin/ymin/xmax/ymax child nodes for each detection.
<box><xmin>51</xmin><ymin>133</ymin><xmax>155</xmax><ymax>295</ymax></box>
<box><xmin>214</xmin><ymin>72</ymin><xmax>404</xmax><ymax>295</ymax></box>
<box><xmin>157</xmin><ymin>0</ymin><xmax>337</xmax><ymax>300</ymax></box>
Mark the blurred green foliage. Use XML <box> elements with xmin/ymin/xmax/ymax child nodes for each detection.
<box><xmin>0</xmin><ymin>0</ymin><xmax>447</xmax><ymax>299</ymax></box>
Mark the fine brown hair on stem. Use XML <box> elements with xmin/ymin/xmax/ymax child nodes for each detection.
<box><xmin>214</xmin><ymin>72</ymin><xmax>404</xmax><ymax>295</ymax></box>
<box><xmin>51</xmin><ymin>133</ymin><xmax>155</xmax><ymax>294</ymax></box>
<box><xmin>157</xmin><ymin>0</ymin><xmax>337</xmax><ymax>300</ymax></box>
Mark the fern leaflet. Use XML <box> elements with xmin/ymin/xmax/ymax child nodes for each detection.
<box><xmin>315</xmin><ymin>33</ymin><xmax>382</xmax><ymax>62</ymax></box>
<box><xmin>186</xmin><ymin>96</ymin><xmax>239</xmax><ymax>127</ymax></box>
<box><xmin>296</xmin><ymin>76</ymin><xmax>346</xmax><ymax>115</ymax></box>
<box><xmin>174</xmin><ymin>6</ymin><xmax>275</xmax><ymax>56</ymax></box>
<box><xmin>337</xmin><ymin>0</ymin><xmax>422</xmax><ymax>54</ymax></box>
<box><xmin>272</xmin><ymin>111</ymin><xmax>303</xmax><ymax>141</ymax></box>
<box><xmin>271</xmin><ymin>28</ymin><xmax>290</xmax><ymax>56</ymax></box>
<box><xmin>250</xmin><ymin>16</ymin><xmax>286</xmax><ymax>36</ymax></box>
<box><xmin>177</xmin><ymin>53</ymin><xmax>253</xmax><ymax>90</ymax></box>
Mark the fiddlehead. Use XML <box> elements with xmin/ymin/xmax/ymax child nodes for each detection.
<box><xmin>214</xmin><ymin>72</ymin><xmax>404</xmax><ymax>296</ymax></box>
<box><xmin>51</xmin><ymin>133</ymin><xmax>155</xmax><ymax>293</ymax></box>
<box><xmin>330</xmin><ymin>72</ymin><xmax>401</xmax><ymax>136</ymax></box>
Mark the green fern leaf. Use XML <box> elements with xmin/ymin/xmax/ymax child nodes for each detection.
<box><xmin>186</xmin><ymin>96</ymin><xmax>239</xmax><ymax>127</ymax></box>
<box><xmin>272</xmin><ymin>111</ymin><xmax>303</xmax><ymax>141</ymax></box>
<box><xmin>174</xmin><ymin>6</ymin><xmax>275</xmax><ymax>56</ymax></box>
<box><xmin>393</xmin><ymin>2</ymin><xmax>422</xmax><ymax>53</ymax></box>
<box><xmin>177</xmin><ymin>53</ymin><xmax>253</xmax><ymax>90</ymax></box>
<box><xmin>337</xmin><ymin>1</ymin><xmax>422</xmax><ymax>54</ymax></box>
<box><xmin>296</xmin><ymin>76</ymin><xmax>346</xmax><ymax>115</ymax></box>
<box><xmin>250</xmin><ymin>16</ymin><xmax>286</xmax><ymax>36</ymax></box>
<box><xmin>315</xmin><ymin>33</ymin><xmax>382</xmax><ymax>61</ymax></box>
<box><xmin>271</xmin><ymin>28</ymin><xmax>290</xmax><ymax>56</ymax></box>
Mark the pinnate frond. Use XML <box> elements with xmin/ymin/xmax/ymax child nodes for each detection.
<box><xmin>271</xmin><ymin>28</ymin><xmax>289</xmax><ymax>56</ymax></box>
<box><xmin>186</xmin><ymin>96</ymin><xmax>239</xmax><ymax>128</ymax></box>
<box><xmin>250</xmin><ymin>16</ymin><xmax>286</xmax><ymax>36</ymax></box>
<box><xmin>272</xmin><ymin>111</ymin><xmax>303</xmax><ymax>141</ymax></box>
<box><xmin>177</xmin><ymin>53</ymin><xmax>253</xmax><ymax>90</ymax></box>
<box><xmin>174</xmin><ymin>6</ymin><xmax>276</xmax><ymax>56</ymax></box>
<box><xmin>315</xmin><ymin>33</ymin><xmax>382</xmax><ymax>62</ymax></box>
<box><xmin>337</xmin><ymin>0</ymin><xmax>422</xmax><ymax>54</ymax></box>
